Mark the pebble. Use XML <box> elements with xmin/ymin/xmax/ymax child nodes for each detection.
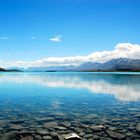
<box><xmin>106</xmin><ymin>129</ymin><xmax>126</xmax><ymax>139</ymax></box>
<box><xmin>42</xmin><ymin>135</ymin><xmax>52</xmax><ymax>140</ymax></box>
<box><xmin>0</xmin><ymin>127</ymin><xmax>3</xmax><ymax>131</ymax></box>
<box><xmin>90</xmin><ymin>125</ymin><xmax>105</xmax><ymax>131</ymax></box>
<box><xmin>62</xmin><ymin>133</ymin><xmax>81</xmax><ymax>140</ymax></box>
<box><xmin>55</xmin><ymin>126</ymin><xmax>67</xmax><ymax>130</ymax></box>
<box><xmin>36</xmin><ymin>130</ymin><xmax>49</xmax><ymax>135</ymax></box>
<box><xmin>84</xmin><ymin>134</ymin><xmax>93</xmax><ymax>138</ymax></box>
<box><xmin>136</xmin><ymin>123</ymin><xmax>140</xmax><ymax>133</ymax></box>
<box><xmin>61</xmin><ymin>122</ymin><xmax>71</xmax><ymax>127</ymax></box>
<box><xmin>0</xmin><ymin>132</ymin><xmax>16</xmax><ymax>140</ymax></box>
<box><xmin>20</xmin><ymin>136</ymin><xmax>34</xmax><ymax>140</ymax></box>
<box><xmin>43</xmin><ymin>122</ymin><xmax>58</xmax><ymax>128</ymax></box>
<box><xmin>50</xmin><ymin>131</ymin><xmax>58</xmax><ymax>137</ymax></box>
<box><xmin>34</xmin><ymin>135</ymin><xmax>42</xmax><ymax>140</ymax></box>
<box><xmin>35</xmin><ymin>117</ymin><xmax>54</xmax><ymax>122</ymax></box>
<box><xmin>10</xmin><ymin>124</ymin><xmax>24</xmax><ymax>130</ymax></box>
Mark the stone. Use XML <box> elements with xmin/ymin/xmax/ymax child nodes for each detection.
<box><xmin>61</xmin><ymin>122</ymin><xmax>71</xmax><ymax>127</ymax></box>
<box><xmin>92</xmin><ymin>135</ymin><xmax>100</xmax><ymax>140</ymax></box>
<box><xmin>0</xmin><ymin>127</ymin><xmax>3</xmax><ymax>131</ymax></box>
<box><xmin>50</xmin><ymin>131</ymin><xmax>58</xmax><ymax>137</ymax></box>
<box><xmin>57</xmin><ymin>135</ymin><xmax>64</xmax><ymax>140</ymax></box>
<box><xmin>10</xmin><ymin>124</ymin><xmax>24</xmax><ymax>130</ymax></box>
<box><xmin>18</xmin><ymin>129</ymin><xmax>31</xmax><ymax>135</ymax></box>
<box><xmin>34</xmin><ymin>135</ymin><xmax>42</xmax><ymax>140</ymax></box>
<box><xmin>84</xmin><ymin>134</ymin><xmax>93</xmax><ymax>138</ymax></box>
<box><xmin>55</xmin><ymin>126</ymin><xmax>67</xmax><ymax>130</ymax></box>
<box><xmin>43</xmin><ymin>122</ymin><xmax>58</xmax><ymax>128</ymax></box>
<box><xmin>81</xmin><ymin>124</ymin><xmax>89</xmax><ymax>128</ymax></box>
<box><xmin>111</xmin><ymin>118</ymin><xmax>121</xmax><ymax>123</ymax></box>
<box><xmin>20</xmin><ymin>136</ymin><xmax>33</xmax><ymax>140</ymax></box>
<box><xmin>0</xmin><ymin>120</ymin><xmax>8</xmax><ymax>126</ymax></box>
<box><xmin>0</xmin><ymin>132</ymin><xmax>16</xmax><ymax>140</ymax></box>
<box><xmin>36</xmin><ymin>130</ymin><xmax>49</xmax><ymax>135</ymax></box>
<box><xmin>85</xmin><ymin>128</ymin><xmax>92</xmax><ymax>133</ymax></box>
<box><xmin>74</xmin><ymin>127</ymin><xmax>83</xmax><ymax>133</ymax></box>
<box><xmin>42</xmin><ymin>135</ymin><xmax>52</xmax><ymax>140</ymax></box>
<box><xmin>108</xmin><ymin>126</ymin><xmax>116</xmax><ymax>131</ymax></box>
<box><xmin>79</xmin><ymin>132</ymin><xmax>85</xmax><ymax>137</ymax></box>
<box><xmin>136</xmin><ymin>123</ymin><xmax>140</xmax><ymax>133</ymax></box>
<box><xmin>126</xmin><ymin>132</ymin><xmax>134</xmax><ymax>136</ymax></box>
<box><xmin>62</xmin><ymin>133</ymin><xmax>81</xmax><ymax>140</ymax></box>
<box><xmin>106</xmin><ymin>130</ymin><xmax>126</xmax><ymax>140</ymax></box>
<box><xmin>35</xmin><ymin>117</ymin><xmax>54</xmax><ymax>122</ymax></box>
<box><xmin>85</xmin><ymin>114</ymin><xmax>98</xmax><ymax>119</ymax></box>
<box><xmin>90</xmin><ymin>125</ymin><xmax>105</xmax><ymax>131</ymax></box>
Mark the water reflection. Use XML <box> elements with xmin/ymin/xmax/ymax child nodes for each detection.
<box><xmin>0</xmin><ymin>72</ymin><xmax>140</xmax><ymax>101</ymax></box>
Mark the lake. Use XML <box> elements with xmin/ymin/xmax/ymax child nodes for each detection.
<box><xmin>0</xmin><ymin>72</ymin><xmax>140</xmax><ymax>140</ymax></box>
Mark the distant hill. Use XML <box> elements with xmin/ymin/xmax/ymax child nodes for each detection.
<box><xmin>0</xmin><ymin>67</ymin><xmax>6</xmax><ymax>71</ymax></box>
<box><xmin>0</xmin><ymin>67</ymin><xmax>22</xmax><ymax>72</ymax></box>
<box><xmin>6</xmin><ymin>69</ymin><xmax>22</xmax><ymax>72</ymax></box>
<box><xmin>25</xmin><ymin>65</ymin><xmax>76</xmax><ymax>72</ymax></box>
<box><xmin>76</xmin><ymin>62</ymin><xmax>102</xmax><ymax>70</ymax></box>
<box><xmin>102</xmin><ymin>58</ymin><xmax>140</xmax><ymax>70</ymax></box>
<box><xmin>24</xmin><ymin>58</ymin><xmax>140</xmax><ymax>72</ymax></box>
<box><xmin>77</xmin><ymin>58</ymin><xmax>140</xmax><ymax>71</ymax></box>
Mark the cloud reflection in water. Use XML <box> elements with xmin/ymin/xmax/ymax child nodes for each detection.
<box><xmin>0</xmin><ymin>73</ymin><xmax>140</xmax><ymax>102</ymax></box>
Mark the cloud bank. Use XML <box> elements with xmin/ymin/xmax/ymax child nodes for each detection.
<box><xmin>1</xmin><ymin>42</ymin><xmax>140</xmax><ymax>68</ymax></box>
<box><xmin>49</xmin><ymin>35</ymin><xmax>62</xmax><ymax>42</ymax></box>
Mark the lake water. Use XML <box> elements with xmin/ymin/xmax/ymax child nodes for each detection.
<box><xmin>0</xmin><ymin>72</ymin><xmax>140</xmax><ymax>140</ymax></box>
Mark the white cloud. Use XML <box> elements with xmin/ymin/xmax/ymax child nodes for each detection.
<box><xmin>0</xmin><ymin>37</ymin><xmax>8</xmax><ymax>40</ymax></box>
<box><xmin>87</xmin><ymin>43</ymin><xmax>140</xmax><ymax>62</ymax></box>
<box><xmin>49</xmin><ymin>35</ymin><xmax>62</xmax><ymax>42</ymax></box>
<box><xmin>0</xmin><ymin>42</ymin><xmax>140</xmax><ymax>68</ymax></box>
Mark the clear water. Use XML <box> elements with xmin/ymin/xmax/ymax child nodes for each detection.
<box><xmin>0</xmin><ymin>72</ymin><xmax>140</xmax><ymax>139</ymax></box>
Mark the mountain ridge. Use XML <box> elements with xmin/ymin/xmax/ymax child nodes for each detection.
<box><xmin>23</xmin><ymin>58</ymin><xmax>140</xmax><ymax>72</ymax></box>
<box><xmin>0</xmin><ymin>67</ymin><xmax>6</xmax><ymax>71</ymax></box>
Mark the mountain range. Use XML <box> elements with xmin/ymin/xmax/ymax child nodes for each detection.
<box><xmin>0</xmin><ymin>67</ymin><xmax>22</xmax><ymax>72</ymax></box>
<box><xmin>22</xmin><ymin>58</ymin><xmax>140</xmax><ymax>72</ymax></box>
<box><xmin>0</xmin><ymin>67</ymin><xmax>6</xmax><ymax>71</ymax></box>
<box><xmin>1</xmin><ymin>58</ymin><xmax>140</xmax><ymax>72</ymax></box>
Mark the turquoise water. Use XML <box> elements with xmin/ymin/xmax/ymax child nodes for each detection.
<box><xmin>0</xmin><ymin>72</ymin><xmax>140</xmax><ymax>139</ymax></box>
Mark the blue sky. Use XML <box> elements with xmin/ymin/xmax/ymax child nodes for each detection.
<box><xmin>0</xmin><ymin>0</ymin><xmax>140</xmax><ymax>65</ymax></box>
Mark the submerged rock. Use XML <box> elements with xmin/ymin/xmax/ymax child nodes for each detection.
<box><xmin>90</xmin><ymin>125</ymin><xmax>105</xmax><ymax>131</ymax></box>
<box><xmin>0</xmin><ymin>120</ymin><xmax>8</xmax><ymax>126</ymax></box>
<box><xmin>55</xmin><ymin>126</ymin><xmax>67</xmax><ymax>130</ymax></box>
<box><xmin>42</xmin><ymin>135</ymin><xmax>52</xmax><ymax>140</ymax></box>
<box><xmin>53</xmin><ymin>133</ymin><xmax>81</xmax><ymax>140</ymax></box>
<box><xmin>61</xmin><ymin>122</ymin><xmax>71</xmax><ymax>127</ymax></box>
<box><xmin>34</xmin><ymin>135</ymin><xmax>42</xmax><ymax>140</ymax></box>
<box><xmin>62</xmin><ymin>133</ymin><xmax>81</xmax><ymax>140</ymax></box>
<box><xmin>84</xmin><ymin>134</ymin><xmax>93</xmax><ymax>138</ymax></box>
<box><xmin>10</xmin><ymin>124</ymin><xmax>24</xmax><ymax>130</ymax></box>
<box><xmin>20</xmin><ymin>136</ymin><xmax>33</xmax><ymax>140</ymax></box>
<box><xmin>106</xmin><ymin>130</ymin><xmax>126</xmax><ymax>140</ymax></box>
<box><xmin>0</xmin><ymin>127</ymin><xmax>3</xmax><ymax>131</ymax></box>
<box><xmin>136</xmin><ymin>123</ymin><xmax>140</xmax><ymax>133</ymax></box>
<box><xmin>50</xmin><ymin>131</ymin><xmax>58</xmax><ymax>137</ymax></box>
<box><xmin>18</xmin><ymin>129</ymin><xmax>31</xmax><ymax>135</ymax></box>
<box><xmin>35</xmin><ymin>117</ymin><xmax>54</xmax><ymax>122</ymax></box>
<box><xmin>36</xmin><ymin>130</ymin><xmax>49</xmax><ymax>135</ymax></box>
<box><xmin>43</xmin><ymin>122</ymin><xmax>58</xmax><ymax>128</ymax></box>
<box><xmin>0</xmin><ymin>132</ymin><xmax>16</xmax><ymax>140</ymax></box>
